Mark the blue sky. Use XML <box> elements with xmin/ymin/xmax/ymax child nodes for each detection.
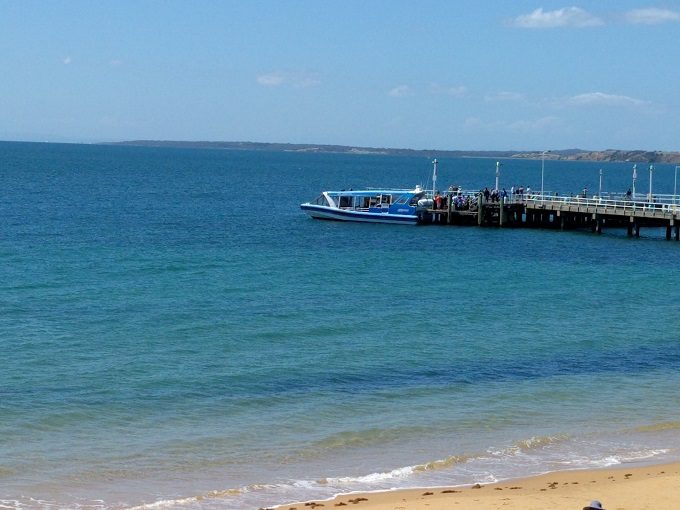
<box><xmin>1</xmin><ymin>1</ymin><xmax>679</xmax><ymax>150</ymax></box>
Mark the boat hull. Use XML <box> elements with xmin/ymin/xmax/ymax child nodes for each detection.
<box><xmin>300</xmin><ymin>204</ymin><xmax>418</xmax><ymax>224</ymax></box>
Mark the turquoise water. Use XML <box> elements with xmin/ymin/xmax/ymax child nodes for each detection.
<box><xmin>1</xmin><ymin>142</ymin><xmax>680</xmax><ymax>510</ymax></box>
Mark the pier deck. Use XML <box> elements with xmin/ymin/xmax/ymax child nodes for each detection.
<box><xmin>420</xmin><ymin>193</ymin><xmax>680</xmax><ymax>239</ymax></box>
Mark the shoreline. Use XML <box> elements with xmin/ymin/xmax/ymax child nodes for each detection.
<box><xmin>101</xmin><ymin>140</ymin><xmax>680</xmax><ymax>163</ymax></box>
<box><xmin>273</xmin><ymin>461</ymin><xmax>680</xmax><ymax>510</ymax></box>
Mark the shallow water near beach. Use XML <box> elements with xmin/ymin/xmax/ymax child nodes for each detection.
<box><xmin>1</xmin><ymin>141</ymin><xmax>680</xmax><ymax>510</ymax></box>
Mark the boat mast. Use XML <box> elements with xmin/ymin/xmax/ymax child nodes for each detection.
<box><xmin>432</xmin><ymin>159</ymin><xmax>438</xmax><ymax>198</ymax></box>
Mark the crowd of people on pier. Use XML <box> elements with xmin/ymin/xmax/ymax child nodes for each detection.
<box><xmin>432</xmin><ymin>187</ymin><xmax>478</xmax><ymax>211</ymax></box>
<box><xmin>431</xmin><ymin>185</ymin><xmax>539</xmax><ymax>211</ymax></box>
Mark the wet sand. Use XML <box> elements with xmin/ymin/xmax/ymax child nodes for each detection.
<box><xmin>274</xmin><ymin>462</ymin><xmax>680</xmax><ymax>510</ymax></box>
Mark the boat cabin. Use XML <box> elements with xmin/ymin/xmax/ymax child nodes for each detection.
<box><xmin>310</xmin><ymin>189</ymin><xmax>424</xmax><ymax>212</ymax></box>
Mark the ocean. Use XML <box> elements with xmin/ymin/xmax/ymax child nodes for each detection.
<box><xmin>1</xmin><ymin>141</ymin><xmax>679</xmax><ymax>510</ymax></box>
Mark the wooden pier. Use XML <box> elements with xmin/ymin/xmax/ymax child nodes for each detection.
<box><xmin>419</xmin><ymin>193</ymin><xmax>680</xmax><ymax>240</ymax></box>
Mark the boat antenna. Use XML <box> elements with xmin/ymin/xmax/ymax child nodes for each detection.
<box><xmin>432</xmin><ymin>158</ymin><xmax>438</xmax><ymax>198</ymax></box>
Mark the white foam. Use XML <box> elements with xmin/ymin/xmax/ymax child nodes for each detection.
<box><xmin>590</xmin><ymin>449</ymin><xmax>670</xmax><ymax>467</ymax></box>
<box><xmin>125</xmin><ymin>498</ymin><xmax>197</xmax><ymax>510</ymax></box>
<box><xmin>0</xmin><ymin>499</ymin><xmax>107</xmax><ymax>510</ymax></box>
<box><xmin>122</xmin><ymin>482</ymin><xmax>314</xmax><ymax>510</ymax></box>
<box><xmin>322</xmin><ymin>465</ymin><xmax>416</xmax><ymax>485</ymax></box>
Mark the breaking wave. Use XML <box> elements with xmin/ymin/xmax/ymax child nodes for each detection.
<box><xmin>124</xmin><ymin>483</ymin><xmax>281</xmax><ymax>510</ymax></box>
<box><xmin>513</xmin><ymin>434</ymin><xmax>571</xmax><ymax>451</ymax></box>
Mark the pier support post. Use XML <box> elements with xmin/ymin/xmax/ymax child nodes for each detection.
<box><xmin>590</xmin><ymin>214</ymin><xmax>602</xmax><ymax>234</ymax></box>
<box><xmin>667</xmin><ymin>224</ymin><xmax>672</xmax><ymax>240</ymax></box>
<box><xmin>499</xmin><ymin>196</ymin><xmax>505</xmax><ymax>227</ymax></box>
<box><xmin>447</xmin><ymin>194</ymin><xmax>452</xmax><ymax>224</ymax></box>
<box><xmin>477</xmin><ymin>194</ymin><xmax>484</xmax><ymax>226</ymax></box>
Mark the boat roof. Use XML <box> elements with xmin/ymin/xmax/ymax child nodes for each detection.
<box><xmin>324</xmin><ymin>188</ymin><xmax>422</xmax><ymax>196</ymax></box>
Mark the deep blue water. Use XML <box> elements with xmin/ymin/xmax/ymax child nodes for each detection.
<box><xmin>1</xmin><ymin>142</ymin><xmax>680</xmax><ymax>510</ymax></box>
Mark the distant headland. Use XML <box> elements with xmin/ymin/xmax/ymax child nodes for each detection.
<box><xmin>106</xmin><ymin>140</ymin><xmax>680</xmax><ymax>164</ymax></box>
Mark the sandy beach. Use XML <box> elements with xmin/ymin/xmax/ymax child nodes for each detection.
<box><xmin>275</xmin><ymin>462</ymin><xmax>680</xmax><ymax>510</ymax></box>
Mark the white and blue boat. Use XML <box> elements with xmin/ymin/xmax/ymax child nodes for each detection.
<box><xmin>301</xmin><ymin>159</ymin><xmax>439</xmax><ymax>224</ymax></box>
<box><xmin>300</xmin><ymin>186</ymin><xmax>427</xmax><ymax>224</ymax></box>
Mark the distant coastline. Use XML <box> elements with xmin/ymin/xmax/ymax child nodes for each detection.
<box><xmin>105</xmin><ymin>140</ymin><xmax>680</xmax><ymax>164</ymax></box>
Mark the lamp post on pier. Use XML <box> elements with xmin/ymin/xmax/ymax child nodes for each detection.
<box><xmin>649</xmin><ymin>164</ymin><xmax>654</xmax><ymax>203</ymax></box>
<box><xmin>495</xmin><ymin>161</ymin><xmax>500</xmax><ymax>191</ymax></box>
<box><xmin>541</xmin><ymin>150</ymin><xmax>549</xmax><ymax>201</ymax></box>
<box><xmin>495</xmin><ymin>161</ymin><xmax>504</xmax><ymax>191</ymax></box>
<box><xmin>599</xmin><ymin>168</ymin><xmax>603</xmax><ymax>197</ymax></box>
<box><xmin>632</xmin><ymin>164</ymin><xmax>637</xmax><ymax>199</ymax></box>
<box><xmin>674</xmin><ymin>166</ymin><xmax>679</xmax><ymax>208</ymax></box>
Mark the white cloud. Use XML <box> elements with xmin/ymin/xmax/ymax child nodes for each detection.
<box><xmin>257</xmin><ymin>71</ymin><xmax>320</xmax><ymax>88</ymax></box>
<box><xmin>62</xmin><ymin>56</ymin><xmax>72</xmax><ymax>65</ymax></box>
<box><xmin>568</xmin><ymin>92</ymin><xmax>648</xmax><ymax>107</ymax></box>
<box><xmin>509</xmin><ymin>7</ymin><xmax>603</xmax><ymax>28</ymax></box>
<box><xmin>257</xmin><ymin>72</ymin><xmax>285</xmax><ymax>87</ymax></box>
<box><xmin>430</xmin><ymin>83</ymin><xmax>467</xmax><ymax>97</ymax></box>
<box><xmin>625</xmin><ymin>8</ymin><xmax>680</xmax><ymax>25</ymax></box>
<box><xmin>109</xmin><ymin>59</ymin><xmax>123</xmax><ymax>66</ymax></box>
<box><xmin>388</xmin><ymin>85</ymin><xmax>412</xmax><ymax>97</ymax></box>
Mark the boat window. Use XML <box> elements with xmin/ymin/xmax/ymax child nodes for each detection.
<box><xmin>394</xmin><ymin>195</ymin><xmax>408</xmax><ymax>205</ymax></box>
<box><xmin>379</xmin><ymin>194</ymin><xmax>392</xmax><ymax>205</ymax></box>
<box><xmin>339</xmin><ymin>196</ymin><xmax>353</xmax><ymax>208</ymax></box>
<box><xmin>313</xmin><ymin>194</ymin><xmax>330</xmax><ymax>206</ymax></box>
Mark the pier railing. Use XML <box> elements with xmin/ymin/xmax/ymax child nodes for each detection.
<box><xmin>520</xmin><ymin>192</ymin><xmax>680</xmax><ymax>217</ymax></box>
<box><xmin>436</xmin><ymin>190</ymin><xmax>680</xmax><ymax>218</ymax></box>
